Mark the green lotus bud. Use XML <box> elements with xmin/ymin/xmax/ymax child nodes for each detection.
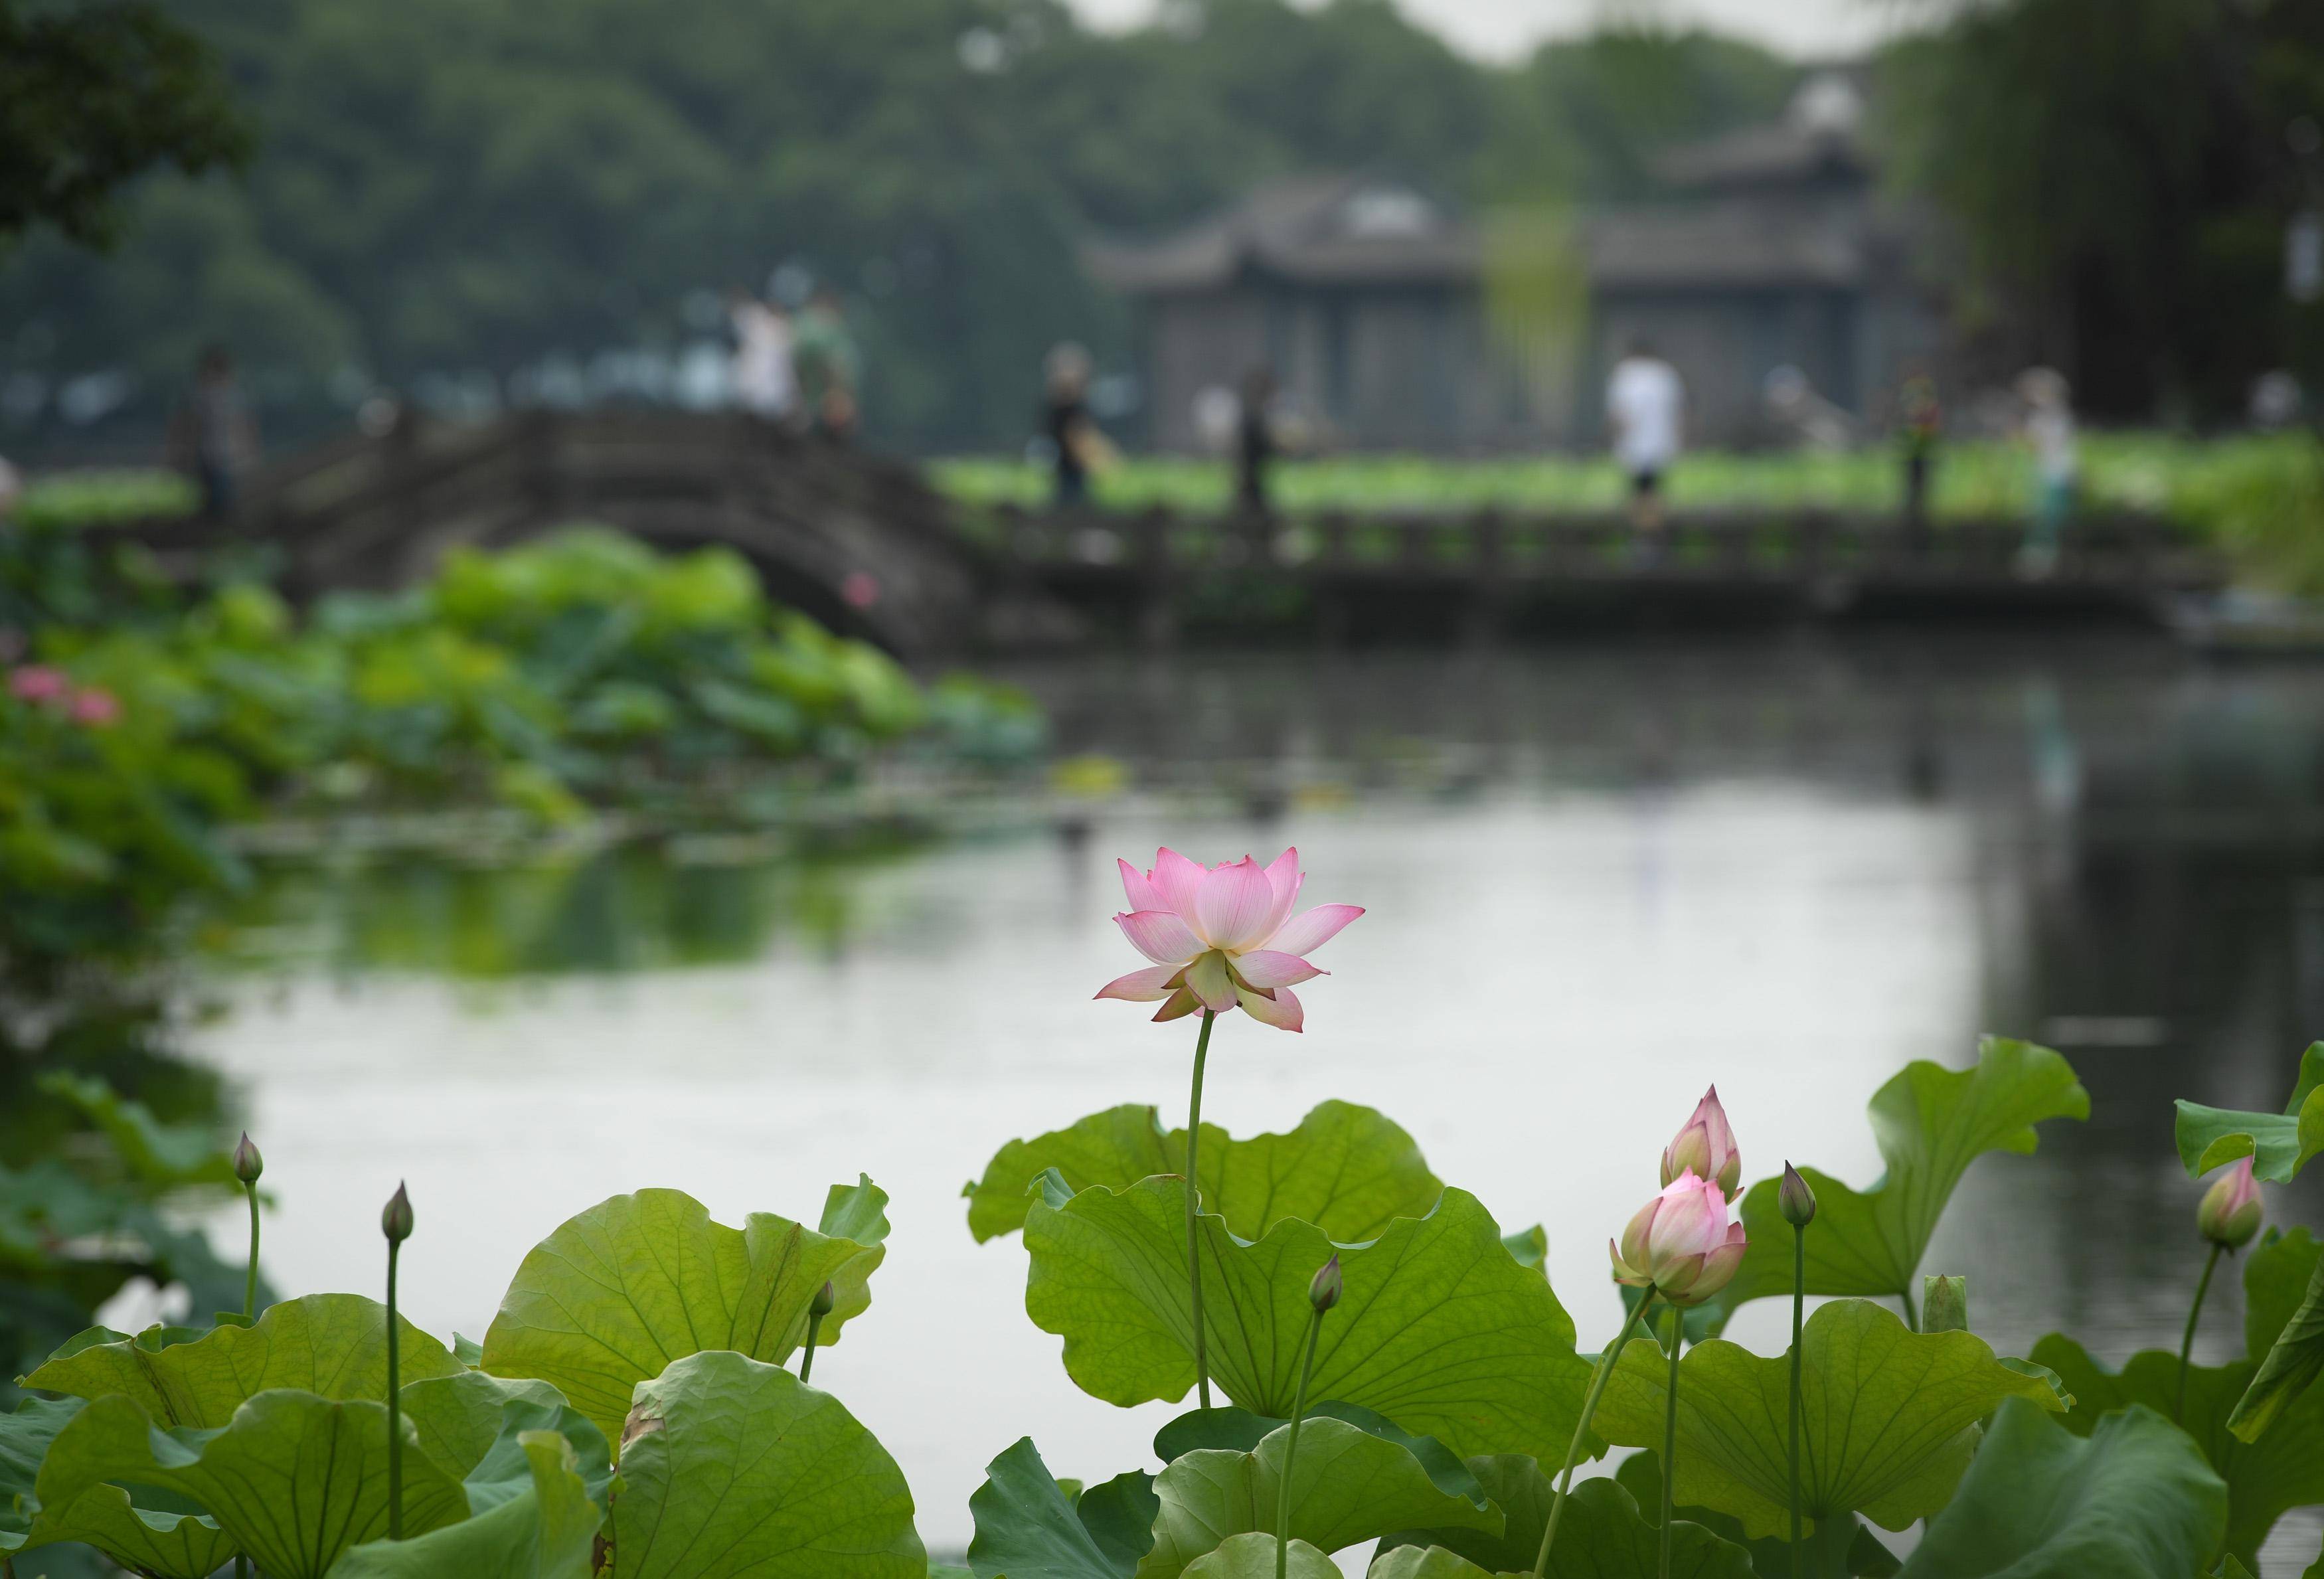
<box><xmin>380</xmin><ymin>1181</ymin><xmax>414</xmax><ymax>1245</ymax></box>
<box><xmin>232</xmin><ymin>1132</ymin><xmax>264</xmax><ymax>1185</ymax></box>
<box><xmin>2197</xmin><ymin>1157</ymin><xmax>2262</xmax><ymax>1250</ymax></box>
<box><xmin>1778</xmin><ymin>1162</ymin><xmax>1817</xmax><ymax>1228</ymax></box>
<box><xmin>1308</xmin><ymin>1254</ymin><xmax>1342</xmax><ymax>1315</ymax></box>
<box><xmin>1922</xmin><ymin>1274</ymin><xmax>1967</xmax><ymax>1333</ymax></box>
<box><xmin>810</xmin><ymin>1280</ymin><xmax>836</xmax><ymax>1317</ymax></box>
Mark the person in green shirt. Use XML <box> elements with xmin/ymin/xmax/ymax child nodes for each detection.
<box><xmin>791</xmin><ymin>286</ymin><xmax>861</xmax><ymax>443</ymax></box>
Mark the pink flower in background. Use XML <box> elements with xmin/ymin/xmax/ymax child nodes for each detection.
<box><xmin>1095</xmin><ymin>847</ymin><xmax>1361</xmax><ymax>1032</ymax></box>
<box><xmin>1661</xmin><ymin>1086</ymin><xmax>1742</xmax><ymax>1199</ymax></box>
<box><xmin>8</xmin><ymin>665</ymin><xmax>68</xmax><ymax>705</ymax></box>
<box><xmin>1610</xmin><ymin>1172</ymin><xmax>1748</xmax><ymax>1305</ymax></box>
<box><xmin>68</xmin><ymin>687</ymin><xmax>120</xmax><ymax>727</ymax></box>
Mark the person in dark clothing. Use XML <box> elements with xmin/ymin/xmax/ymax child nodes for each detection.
<box><xmin>167</xmin><ymin>346</ymin><xmax>258</xmax><ymax>519</ymax></box>
<box><xmin>1044</xmin><ymin>343</ymin><xmax>1096</xmax><ymax>509</ymax></box>
<box><xmin>1896</xmin><ymin>369</ymin><xmax>1942</xmax><ymax>547</ymax></box>
<box><xmin>1236</xmin><ymin>365</ymin><xmax>1276</xmax><ymax>515</ymax></box>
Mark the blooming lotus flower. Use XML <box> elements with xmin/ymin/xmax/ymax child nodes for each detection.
<box><xmin>7</xmin><ymin>665</ymin><xmax>67</xmax><ymax>705</ymax></box>
<box><xmin>68</xmin><ymin>687</ymin><xmax>120</xmax><ymax>727</ymax></box>
<box><xmin>1095</xmin><ymin>847</ymin><xmax>1361</xmax><ymax>1033</ymax></box>
<box><xmin>1610</xmin><ymin>1172</ymin><xmax>1748</xmax><ymax>1305</ymax></box>
<box><xmin>1661</xmin><ymin>1086</ymin><xmax>1741</xmax><ymax>1198</ymax></box>
<box><xmin>2197</xmin><ymin>1156</ymin><xmax>2263</xmax><ymax>1250</ymax></box>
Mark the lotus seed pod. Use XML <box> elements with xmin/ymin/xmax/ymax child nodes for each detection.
<box><xmin>1778</xmin><ymin>1162</ymin><xmax>1817</xmax><ymax>1228</ymax></box>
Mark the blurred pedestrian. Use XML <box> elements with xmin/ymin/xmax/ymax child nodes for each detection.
<box><xmin>1236</xmin><ymin>365</ymin><xmax>1277</xmax><ymax>515</ymax></box>
<box><xmin>2016</xmin><ymin>367</ymin><xmax>2076</xmax><ymax>576</ymax></box>
<box><xmin>0</xmin><ymin>454</ymin><xmax>19</xmax><ymax>521</ymax></box>
<box><xmin>1896</xmin><ymin>369</ymin><xmax>1942</xmax><ymax>546</ymax></box>
<box><xmin>726</xmin><ymin>287</ymin><xmax>797</xmax><ymax>424</ymax></box>
<box><xmin>166</xmin><ymin>346</ymin><xmax>259</xmax><ymax>519</ymax></box>
<box><xmin>1606</xmin><ymin>337</ymin><xmax>1683</xmax><ymax>545</ymax></box>
<box><xmin>1044</xmin><ymin>343</ymin><xmax>1100</xmax><ymax>509</ymax></box>
<box><xmin>793</xmin><ymin>286</ymin><xmax>861</xmax><ymax>444</ymax></box>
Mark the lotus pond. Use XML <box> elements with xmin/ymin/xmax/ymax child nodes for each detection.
<box><xmin>15</xmin><ymin>635</ymin><xmax>2324</xmax><ymax>1578</ymax></box>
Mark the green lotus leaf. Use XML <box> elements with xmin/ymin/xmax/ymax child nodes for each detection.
<box><xmin>1152</xmin><ymin>1402</ymin><xmax>1484</xmax><ymax>1514</ymax></box>
<box><xmin>329</xmin><ymin>1429</ymin><xmax>599</xmax><ymax>1579</ymax></box>
<box><xmin>2176</xmin><ymin>1044</ymin><xmax>2324</xmax><ymax>1183</ymax></box>
<box><xmin>23</xmin><ymin>1293</ymin><xmax>462</xmax><ymax>1426</ymax></box>
<box><xmin>1594</xmin><ymin>1298</ymin><xmax>2064</xmax><ymax>1539</ymax></box>
<box><xmin>2231</xmin><ymin>1228</ymin><xmax>2324</xmax><ymax>1444</ymax></box>
<box><xmin>966</xmin><ymin>1100</ymin><xmax>1443</xmax><ymax>1244</ymax></box>
<box><xmin>1379</xmin><ymin>1454</ymin><xmax>1753</xmax><ymax>1579</ymax></box>
<box><xmin>1710</xmin><ymin>1039</ymin><xmax>2087</xmax><ymax>1321</ymax></box>
<box><xmin>479</xmin><ymin>1180</ymin><xmax>888</xmax><ymax>1443</ymax></box>
<box><xmin>33</xmin><ymin>1072</ymin><xmax>239</xmax><ymax>1190</ymax></box>
<box><xmin>607</xmin><ymin>1350</ymin><xmax>924</xmax><ymax>1578</ymax></box>
<box><xmin>0</xmin><ymin>1394</ymin><xmax>240</xmax><ymax>1579</ymax></box>
<box><xmin>1613</xmin><ymin>1452</ymin><xmax>1901</xmax><ymax>1578</ymax></box>
<box><xmin>966</xmin><ymin>1436</ymin><xmax>1157</xmax><ymax>1579</ymax></box>
<box><xmin>1896</xmin><ymin>1399</ymin><xmax>2226</xmax><ymax>1578</ymax></box>
<box><xmin>35</xmin><ymin>1388</ymin><xmax>468</xmax><ymax>1579</ymax></box>
<box><xmin>1024</xmin><ymin>1175</ymin><xmax>1593</xmax><ymax>1467</ymax></box>
<box><xmin>1179</xmin><ymin>1532</ymin><xmax>1338</xmax><ymax>1578</ymax></box>
<box><xmin>398</xmin><ymin>1369</ymin><xmax>590</xmax><ymax>1489</ymax></box>
<box><xmin>1369</xmin><ymin>1546</ymin><xmax>1501</xmax><ymax>1579</ymax></box>
<box><xmin>1136</xmin><ymin>1415</ymin><xmax>1501</xmax><ymax>1579</ymax></box>
<box><xmin>2031</xmin><ymin>1229</ymin><xmax>2324</xmax><ymax>1565</ymax></box>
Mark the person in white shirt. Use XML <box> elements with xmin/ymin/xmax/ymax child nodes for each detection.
<box><xmin>726</xmin><ymin>289</ymin><xmax>797</xmax><ymax>424</ymax></box>
<box><xmin>1606</xmin><ymin>337</ymin><xmax>1684</xmax><ymax>540</ymax></box>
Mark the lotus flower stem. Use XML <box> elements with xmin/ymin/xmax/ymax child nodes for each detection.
<box><xmin>243</xmin><ymin>1186</ymin><xmax>261</xmax><ymax>1321</ymax></box>
<box><xmin>1185</xmin><ymin>1007</ymin><xmax>1216</xmax><ymax>1410</ymax></box>
<box><xmin>1533</xmin><ymin>1289</ymin><xmax>1655</xmax><ymax>1578</ymax></box>
<box><xmin>1658</xmin><ymin>1306</ymin><xmax>1683</xmax><ymax>1579</ymax></box>
<box><xmin>381</xmin><ymin>1183</ymin><xmax>412</xmax><ymax>1542</ymax></box>
<box><xmin>1274</xmin><ymin>1261</ymin><xmax>1336</xmax><ymax>1579</ymax></box>
<box><xmin>1789</xmin><ymin>1223</ymin><xmax>1805</xmax><ymax>1576</ymax></box>
<box><xmin>2175</xmin><ymin>1241</ymin><xmax>2224</xmax><ymax>1424</ymax></box>
<box><xmin>1900</xmin><ymin>1280</ymin><xmax>1918</xmax><ymax>1332</ymax></box>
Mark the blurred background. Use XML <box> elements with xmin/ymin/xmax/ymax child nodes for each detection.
<box><xmin>5</xmin><ymin>0</ymin><xmax>2324</xmax><ymax>1572</ymax></box>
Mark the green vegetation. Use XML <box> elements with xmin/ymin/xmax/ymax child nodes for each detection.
<box><xmin>940</xmin><ymin>432</ymin><xmax>2324</xmax><ymax>592</ymax></box>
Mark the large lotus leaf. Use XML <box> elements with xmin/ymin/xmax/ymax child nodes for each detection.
<box><xmin>480</xmin><ymin>1179</ymin><xmax>888</xmax><ymax>1443</ymax></box>
<box><xmin>1710</xmin><ymin>1039</ymin><xmax>2087</xmax><ymax>1320</ymax></box>
<box><xmin>2177</xmin><ymin>1044</ymin><xmax>2324</xmax><ymax>1183</ymax></box>
<box><xmin>1594</xmin><ymin>1298</ymin><xmax>2064</xmax><ymax>1539</ymax></box>
<box><xmin>1379</xmin><ymin>1455</ymin><xmax>1754</xmax><ymax>1579</ymax></box>
<box><xmin>1897</xmin><ymin>1399</ymin><xmax>2226</xmax><ymax>1578</ymax></box>
<box><xmin>1024</xmin><ymin>1175</ymin><xmax>1592</xmax><ymax>1467</ymax></box>
<box><xmin>1612</xmin><ymin>1453</ymin><xmax>1900</xmax><ymax>1579</ymax></box>
<box><xmin>35</xmin><ymin>1388</ymin><xmax>468</xmax><ymax>1579</ymax></box>
<box><xmin>2031</xmin><ymin>1230</ymin><xmax>2324</xmax><ymax>1565</ymax></box>
<box><xmin>966</xmin><ymin>1436</ymin><xmax>1158</xmax><ymax>1579</ymax></box>
<box><xmin>1369</xmin><ymin>1547</ymin><xmax>1503</xmax><ymax>1579</ymax></box>
<box><xmin>2232</xmin><ymin>1230</ymin><xmax>2324</xmax><ymax>1444</ymax></box>
<box><xmin>1152</xmin><ymin>1402</ymin><xmax>1481</xmax><ymax>1510</ymax></box>
<box><xmin>606</xmin><ymin>1351</ymin><xmax>924</xmax><ymax>1578</ymax></box>
<box><xmin>397</xmin><ymin>1369</ymin><xmax>591</xmax><ymax>1492</ymax></box>
<box><xmin>23</xmin><ymin>1293</ymin><xmax>462</xmax><ymax>1427</ymax></box>
<box><xmin>967</xmin><ymin>1101</ymin><xmax>1442</xmax><ymax>1244</ymax></box>
<box><xmin>0</xmin><ymin>1394</ymin><xmax>238</xmax><ymax>1579</ymax></box>
<box><xmin>1179</xmin><ymin>1532</ymin><xmax>1338</xmax><ymax>1578</ymax></box>
<box><xmin>329</xmin><ymin>1429</ymin><xmax>598</xmax><ymax>1579</ymax></box>
<box><xmin>33</xmin><ymin>1072</ymin><xmax>238</xmax><ymax>1190</ymax></box>
<box><xmin>1135</xmin><ymin>1416</ymin><xmax>1501</xmax><ymax>1579</ymax></box>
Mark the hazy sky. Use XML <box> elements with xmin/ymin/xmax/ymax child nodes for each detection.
<box><xmin>1064</xmin><ymin>0</ymin><xmax>1913</xmax><ymax>61</ymax></box>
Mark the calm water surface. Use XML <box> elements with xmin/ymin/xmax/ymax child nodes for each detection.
<box><xmin>189</xmin><ymin>634</ymin><xmax>2324</xmax><ymax>1566</ymax></box>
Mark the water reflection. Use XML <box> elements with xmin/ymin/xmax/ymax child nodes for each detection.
<box><xmin>195</xmin><ymin>635</ymin><xmax>2324</xmax><ymax>1566</ymax></box>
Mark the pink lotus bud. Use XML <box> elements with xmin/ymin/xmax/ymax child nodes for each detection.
<box><xmin>7</xmin><ymin>665</ymin><xmax>68</xmax><ymax>705</ymax></box>
<box><xmin>1610</xmin><ymin>1173</ymin><xmax>1748</xmax><ymax>1306</ymax></box>
<box><xmin>2198</xmin><ymin>1157</ymin><xmax>2263</xmax><ymax>1250</ymax></box>
<box><xmin>69</xmin><ymin>687</ymin><xmax>120</xmax><ymax>727</ymax></box>
<box><xmin>1661</xmin><ymin>1087</ymin><xmax>1742</xmax><ymax>1199</ymax></box>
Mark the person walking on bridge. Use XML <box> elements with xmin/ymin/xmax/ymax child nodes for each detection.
<box><xmin>1606</xmin><ymin>336</ymin><xmax>1683</xmax><ymax>553</ymax></box>
<box><xmin>726</xmin><ymin>288</ymin><xmax>797</xmax><ymax>425</ymax></box>
<box><xmin>793</xmin><ymin>286</ymin><xmax>861</xmax><ymax>445</ymax></box>
<box><xmin>167</xmin><ymin>346</ymin><xmax>260</xmax><ymax>519</ymax></box>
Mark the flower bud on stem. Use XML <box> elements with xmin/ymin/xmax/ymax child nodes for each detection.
<box><xmin>1534</xmin><ymin>1289</ymin><xmax>1657</xmax><ymax>1578</ymax></box>
<box><xmin>382</xmin><ymin>1182</ymin><xmax>412</xmax><ymax>1541</ymax></box>
<box><xmin>801</xmin><ymin>1280</ymin><xmax>835</xmax><ymax>1383</ymax></box>
<box><xmin>1784</xmin><ymin>1162</ymin><xmax>1812</xmax><ymax>1579</ymax></box>
<box><xmin>1274</xmin><ymin>1258</ymin><xmax>1335</xmax><ymax>1579</ymax></box>
<box><xmin>235</xmin><ymin>1133</ymin><xmax>264</xmax><ymax>1324</ymax></box>
<box><xmin>2175</xmin><ymin>1242</ymin><xmax>2224</xmax><ymax>1425</ymax></box>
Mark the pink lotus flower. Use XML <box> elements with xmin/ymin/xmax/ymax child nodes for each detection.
<box><xmin>1610</xmin><ymin>1172</ymin><xmax>1748</xmax><ymax>1305</ymax></box>
<box><xmin>68</xmin><ymin>687</ymin><xmax>120</xmax><ymax>727</ymax></box>
<box><xmin>1094</xmin><ymin>847</ymin><xmax>1361</xmax><ymax>1033</ymax></box>
<box><xmin>7</xmin><ymin>665</ymin><xmax>68</xmax><ymax>705</ymax></box>
<box><xmin>2197</xmin><ymin>1156</ymin><xmax>2264</xmax><ymax>1250</ymax></box>
<box><xmin>1661</xmin><ymin>1086</ymin><xmax>1741</xmax><ymax>1199</ymax></box>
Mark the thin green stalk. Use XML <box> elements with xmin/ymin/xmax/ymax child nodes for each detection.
<box><xmin>1900</xmin><ymin>1280</ymin><xmax>1918</xmax><ymax>1333</ymax></box>
<box><xmin>1789</xmin><ymin>1225</ymin><xmax>1805</xmax><ymax>1578</ymax></box>
<box><xmin>1274</xmin><ymin>1304</ymin><xmax>1325</xmax><ymax>1579</ymax></box>
<box><xmin>385</xmin><ymin>1238</ymin><xmax>402</xmax><ymax>1540</ymax></box>
<box><xmin>242</xmin><ymin>1181</ymin><xmax>262</xmax><ymax>1321</ymax></box>
<box><xmin>801</xmin><ymin>1309</ymin><xmax>825</xmax><ymax>1383</ymax></box>
<box><xmin>1185</xmin><ymin>1008</ymin><xmax>1216</xmax><ymax>1411</ymax></box>
<box><xmin>2175</xmin><ymin>1241</ymin><xmax>2224</xmax><ymax>1424</ymax></box>
<box><xmin>1533</xmin><ymin>1290</ymin><xmax>1655</xmax><ymax>1578</ymax></box>
<box><xmin>1659</xmin><ymin>1307</ymin><xmax>1683</xmax><ymax>1579</ymax></box>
